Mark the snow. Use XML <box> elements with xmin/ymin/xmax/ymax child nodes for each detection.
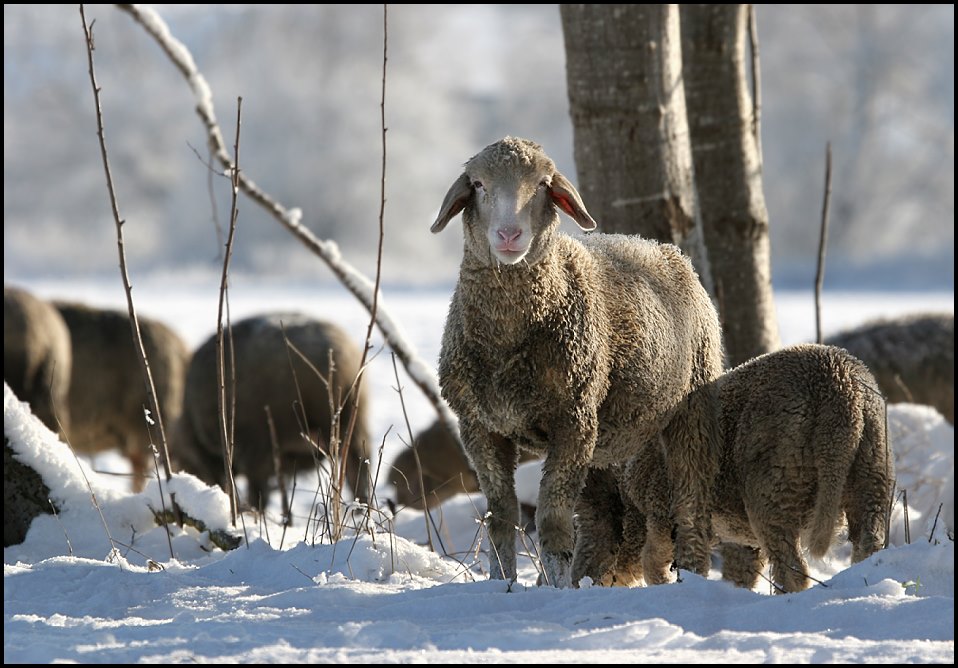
<box><xmin>4</xmin><ymin>284</ymin><xmax>955</xmax><ymax>663</ymax></box>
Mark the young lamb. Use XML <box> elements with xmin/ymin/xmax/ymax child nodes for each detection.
<box><xmin>623</xmin><ymin>343</ymin><xmax>895</xmax><ymax>593</ymax></box>
<box><xmin>431</xmin><ymin>136</ymin><xmax>724</xmax><ymax>587</ymax></box>
<box><xmin>388</xmin><ymin>418</ymin><xmax>539</xmax><ymax>510</ymax></box>
<box><xmin>826</xmin><ymin>312</ymin><xmax>953</xmax><ymax>424</ymax></box>
<box><xmin>54</xmin><ymin>302</ymin><xmax>191</xmax><ymax>493</ymax></box>
<box><xmin>3</xmin><ymin>285</ymin><xmax>72</xmax><ymax>435</ymax></box>
<box><xmin>173</xmin><ymin>313</ymin><xmax>371</xmax><ymax>509</ymax></box>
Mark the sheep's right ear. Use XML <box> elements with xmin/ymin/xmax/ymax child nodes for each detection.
<box><xmin>431</xmin><ymin>173</ymin><xmax>472</xmax><ymax>234</ymax></box>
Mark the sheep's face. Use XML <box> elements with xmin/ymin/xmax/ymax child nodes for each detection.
<box><xmin>469</xmin><ymin>165</ymin><xmax>555</xmax><ymax>266</ymax></box>
<box><xmin>431</xmin><ymin>137</ymin><xmax>597</xmax><ymax>268</ymax></box>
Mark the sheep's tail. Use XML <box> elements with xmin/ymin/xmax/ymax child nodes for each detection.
<box><xmin>807</xmin><ymin>365</ymin><xmax>866</xmax><ymax>559</ymax></box>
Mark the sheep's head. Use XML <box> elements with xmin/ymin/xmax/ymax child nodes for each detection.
<box><xmin>431</xmin><ymin>137</ymin><xmax>596</xmax><ymax>266</ymax></box>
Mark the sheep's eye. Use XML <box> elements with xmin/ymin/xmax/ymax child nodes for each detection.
<box><xmin>472</xmin><ymin>180</ymin><xmax>484</xmax><ymax>190</ymax></box>
<box><xmin>537</xmin><ymin>179</ymin><xmax>549</xmax><ymax>191</ymax></box>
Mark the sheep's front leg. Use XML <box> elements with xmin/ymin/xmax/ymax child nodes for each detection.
<box><xmin>537</xmin><ymin>419</ymin><xmax>596</xmax><ymax>588</ymax></box>
<box><xmin>464</xmin><ymin>421</ymin><xmax>520</xmax><ymax>581</ymax></box>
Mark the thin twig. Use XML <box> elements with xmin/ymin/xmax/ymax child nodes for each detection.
<box><xmin>339</xmin><ymin>3</ymin><xmax>389</xmax><ymax>506</ymax></box>
<box><xmin>391</xmin><ymin>352</ymin><xmax>435</xmax><ymax>552</ymax></box>
<box><xmin>48</xmin><ymin>499</ymin><xmax>73</xmax><ymax>556</ymax></box>
<box><xmin>115</xmin><ymin>3</ymin><xmax>460</xmax><ymax>444</ymax></box>
<box><xmin>814</xmin><ymin>141</ymin><xmax>832</xmax><ymax>344</ymax></box>
<box><xmin>215</xmin><ymin>97</ymin><xmax>243</xmax><ymax>524</ymax></box>
<box><xmin>266</xmin><ymin>405</ymin><xmax>291</xmax><ymax>527</ymax></box>
<box><xmin>53</xmin><ymin>405</ymin><xmax>122</xmax><ymax>568</ymax></box>
<box><xmin>928</xmin><ymin>503</ymin><xmax>943</xmax><ymax>543</ymax></box>
<box><xmin>79</xmin><ymin>4</ymin><xmax>179</xmax><ymax>552</ymax></box>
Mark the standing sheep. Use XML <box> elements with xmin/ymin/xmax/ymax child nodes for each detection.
<box><xmin>54</xmin><ymin>302</ymin><xmax>190</xmax><ymax>493</ymax></box>
<box><xmin>431</xmin><ymin>137</ymin><xmax>724</xmax><ymax>587</ymax></box>
<box><xmin>623</xmin><ymin>344</ymin><xmax>895</xmax><ymax>593</ymax></box>
<box><xmin>3</xmin><ymin>285</ymin><xmax>72</xmax><ymax>434</ymax></box>
<box><xmin>388</xmin><ymin>419</ymin><xmax>539</xmax><ymax>510</ymax></box>
<box><xmin>173</xmin><ymin>313</ymin><xmax>371</xmax><ymax>509</ymax></box>
<box><xmin>826</xmin><ymin>313</ymin><xmax>953</xmax><ymax>424</ymax></box>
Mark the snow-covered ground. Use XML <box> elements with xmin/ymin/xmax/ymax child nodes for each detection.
<box><xmin>4</xmin><ymin>279</ymin><xmax>955</xmax><ymax>663</ymax></box>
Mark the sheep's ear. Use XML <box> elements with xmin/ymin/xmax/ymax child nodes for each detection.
<box><xmin>431</xmin><ymin>173</ymin><xmax>472</xmax><ymax>234</ymax></box>
<box><xmin>550</xmin><ymin>172</ymin><xmax>597</xmax><ymax>231</ymax></box>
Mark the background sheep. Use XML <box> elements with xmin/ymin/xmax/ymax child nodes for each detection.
<box><xmin>4</xmin><ymin>286</ymin><xmax>72</xmax><ymax>434</ymax></box>
<box><xmin>431</xmin><ymin>137</ymin><xmax>724</xmax><ymax>587</ymax></box>
<box><xmin>173</xmin><ymin>313</ymin><xmax>371</xmax><ymax>510</ymax></box>
<box><xmin>54</xmin><ymin>301</ymin><xmax>190</xmax><ymax>493</ymax></box>
<box><xmin>388</xmin><ymin>418</ymin><xmax>539</xmax><ymax>510</ymax></box>
<box><xmin>624</xmin><ymin>343</ymin><xmax>895</xmax><ymax>593</ymax></box>
<box><xmin>826</xmin><ymin>312</ymin><xmax>953</xmax><ymax>424</ymax></box>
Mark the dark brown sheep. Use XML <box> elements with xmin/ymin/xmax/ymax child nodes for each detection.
<box><xmin>4</xmin><ymin>285</ymin><xmax>72</xmax><ymax>434</ymax></box>
<box><xmin>389</xmin><ymin>419</ymin><xmax>539</xmax><ymax>510</ymax></box>
<box><xmin>173</xmin><ymin>313</ymin><xmax>371</xmax><ymax>509</ymax></box>
<box><xmin>54</xmin><ymin>302</ymin><xmax>190</xmax><ymax>493</ymax></box>
<box><xmin>826</xmin><ymin>312</ymin><xmax>953</xmax><ymax>424</ymax></box>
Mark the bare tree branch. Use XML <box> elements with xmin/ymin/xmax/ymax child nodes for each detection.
<box><xmin>114</xmin><ymin>3</ymin><xmax>460</xmax><ymax>443</ymax></box>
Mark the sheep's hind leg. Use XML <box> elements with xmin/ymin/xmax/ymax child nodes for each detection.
<box><xmin>758</xmin><ymin>524</ymin><xmax>809</xmax><ymax>593</ymax></box>
<box><xmin>719</xmin><ymin>543</ymin><xmax>766</xmax><ymax>590</ymax></box>
<box><xmin>571</xmin><ymin>467</ymin><xmax>624</xmax><ymax>586</ymax></box>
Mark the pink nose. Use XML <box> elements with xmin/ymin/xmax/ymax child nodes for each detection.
<box><xmin>497</xmin><ymin>227</ymin><xmax>522</xmax><ymax>243</ymax></box>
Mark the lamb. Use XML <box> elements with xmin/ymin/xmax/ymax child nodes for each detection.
<box><xmin>172</xmin><ymin>313</ymin><xmax>371</xmax><ymax>509</ymax></box>
<box><xmin>53</xmin><ymin>302</ymin><xmax>191</xmax><ymax>493</ymax></box>
<box><xmin>431</xmin><ymin>136</ymin><xmax>724</xmax><ymax>587</ymax></box>
<box><xmin>826</xmin><ymin>313</ymin><xmax>953</xmax><ymax>424</ymax></box>
<box><xmin>3</xmin><ymin>285</ymin><xmax>72</xmax><ymax>434</ymax></box>
<box><xmin>388</xmin><ymin>419</ymin><xmax>539</xmax><ymax>510</ymax></box>
<box><xmin>623</xmin><ymin>343</ymin><xmax>895</xmax><ymax>593</ymax></box>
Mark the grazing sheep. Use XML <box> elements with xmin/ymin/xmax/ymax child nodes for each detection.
<box><xmin>623</xmin><ymin>343</ymin><xmax>895</xmax><ymax>593</ymax></box>
<box><xmin>4</xmin><ymin>286</ymin><xmax>72</xmax><ymax>434</ymax></box>
<box><xmin>54</xmin><ymin>302</ymin><xmax>190</xmax><ymax>493</ymax></box>
<box><xmin>173</xmin><ymin>313</ymin><xmax>371</xmax><ymax>509</ymax></box>
<box><xmin>431</xmin><ymin>137</ymin><xmax>724</xmax><ymax>587</ymax></box>
<box><xmin>389</xmin><ymin>419</ymin><xmax>539</xmax><ymax>510</ymax></box>
<box><xmin>826</xmin><ymin>313</ymin><xmax>953</xmax><ymax>424</ymax></box>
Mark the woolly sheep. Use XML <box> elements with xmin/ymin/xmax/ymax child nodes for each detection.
<box><xmin>431</xmin><ymin>137</ymin><xmax>724</xmax><ymax>587</ymax></box>
<box><xmin>3</xmin><ymin>285</ymin><xmax>72</xmax><ymax>435</ymax></box>
<box><xmin>826</xmin><ymin>312</ymin><xmax>953</xmax><ymax>424</ymax></box>
<box><xmin>623</xmin><ymin>343</ymin><xmax>895</xmax><ymax>593</ymax></box>
<box><xmin>389</xmin><ymin>419</ymin><xmax>539</xmax><ymax>510</ymax></box>
<box><xmin>173</xmin><ymin>313</ymin><xmax>371</xmax><ymax>509</ymax></box>
<box><xmin>54</xmin><ymin>302</ymin><xmax>190</xmax><ymax>493</ymax></box>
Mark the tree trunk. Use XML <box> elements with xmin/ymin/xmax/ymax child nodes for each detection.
<box><xmin>681</xmin><ymin>5</ymin><xmax>780</xmax><ymax>367</ymax></box>
<box><xmin>560</xmin><ymin>4</ymin><xmax>711</xmax><ymax>288</ymax></box>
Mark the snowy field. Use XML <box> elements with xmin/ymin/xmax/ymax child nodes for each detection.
<box><xmin>4</xmin><ymin>277</ymin><xmax>955</xmax><ymax>663</ymax></box>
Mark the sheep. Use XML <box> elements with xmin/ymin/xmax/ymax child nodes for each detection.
<box><xmin>53</xmin><ymin>301</ymin><xmax>191</xmax><ymax>493</ymax></box>
<box><xmin>622</xmin><ymin>343</ymin><xmax>895</xmax><ymax>593</ymax></box>
<box><xmin>826</xmin><ymin>313</ymin><xmax>953</xmax><ymax>424</ymax></box>
<box><xmin>431</xmin><ymin>136</ymin><xmax>724</xmax><ymax>587</ymax></box>
<box><xmin>3</xmin><ymin>286</ymin><xmax>72</xmax><ymax>435</ymax></box>
<box><xmin>388</xmin><ymin>418</ymin><xmax>539</xmax><ymax>510</ymax></box>
<box><xmin>172</xmin><ymin>313</ymin><xmax>371</xmax><ymax>509</ymax></box>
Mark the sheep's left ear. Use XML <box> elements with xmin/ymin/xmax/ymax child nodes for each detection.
<box><xmin>431</xmin><ymin>173</ymin><xmax>472</xmax><ymax>234</ymax></box>
<box><xmin>550</xmin><ymin>172</ymin><xmax>597</xmax><ymax>231</ymax></box>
